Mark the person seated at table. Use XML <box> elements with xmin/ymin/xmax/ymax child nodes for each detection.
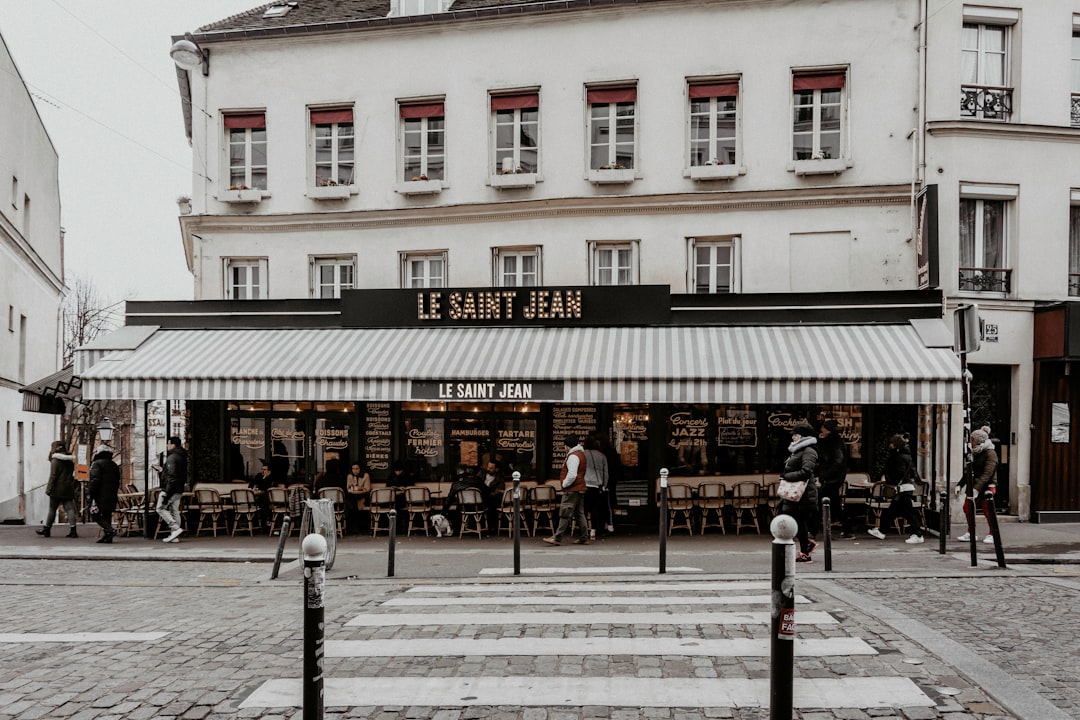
<box><xmin>345</xmin><ymin>462</ymin><xmax>371</xmax><ymax>533</ymax></box>
<box><xmin>442</xmin><ymin>463</ymin><xmax>484</xmax><ymax>514</ymax></box>
<box><xmin>314</xmin><ymin>458</ymin><xmax>347</xmax><ymax>493</ymax></box>
<box><xmin>386</xmin><ymin>460</ymin><xmax>415</xmax><ymax>489</ymax></box>
<box><xmin>477</xmin><ymin>460</ymin><xmax>506</xmax><ymax>528</ymax></box>
<box><xmin>249</xmin><ymin>463</ymin><xmax>275</xmax><ymax>525</ymax></box>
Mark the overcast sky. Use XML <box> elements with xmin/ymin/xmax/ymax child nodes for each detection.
<box><xmin>1</xmin><ymin>0</ymin><xmax>257</xmax><ymax>303</ymax></box>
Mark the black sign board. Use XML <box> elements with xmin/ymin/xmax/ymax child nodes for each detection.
<box><xmin>342</xmin><ymin>285</ymin><xmax>671</xmax><ymax>327</ymax></box>
<box><xmin>412</xmin><ymin>380</ymin><xmax>564</xmax><ymax>402</ymax></box>
<box><xmin>915</xmin><ymin>184</ymin><xmax>939</xmax><ymax>290</ymax></box>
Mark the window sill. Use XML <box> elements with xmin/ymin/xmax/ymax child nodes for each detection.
<box><xmin>395</xmin><ymin>179</ymin><xmax>443</xmax><ymax>196</ymax></box>
<box><xmin>218</xmin><ymin>188</ymin><xmax>266</xmax><ymax>204</ymax></box>
<box><xmin>789</xmin><ymin>158</ymin><xmax>851</xmax><ymax>176</ymax></box>
<box><xmin>689</xmin><ymin>164</ymin><xmax>743</xmax><ymax>181</ymax></box>
<box><xmin>307</xmin><ymin>185</ymin><xmax>356</xmax><ymax>200</ymax></box>
<box><xmin>490</xmin><ymin>173</ymin><xmax>537</xmax><ymax>189</ymax></box>
<box><xmin>587</xmin><ymin>168</ymin><xmax>636</xmax><ymax>185</ymax></box>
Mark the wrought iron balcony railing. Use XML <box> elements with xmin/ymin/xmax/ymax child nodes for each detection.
<box><xmin>1072</xmin><ymin>94</ymin><xmax>1080</xmax><ymax>128</ymax></box>
<box><xmin>1069</xmin><ymin>272</ymin><xmax>1080</xmax><ymax>297</ymax></box>
<box><xmin>960</xmin><ymin>85</ymin><xmax>1012</xmax><ymax>121</ymax></box>
<box><xmin>959</xmin><ymin>267</ymin><xmax>1011</xmax><ymax>293</ymax></box>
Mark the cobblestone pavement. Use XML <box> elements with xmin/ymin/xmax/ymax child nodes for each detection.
<box><xmin>1</xmin><ymin>558</ymin><xmax>1076</xmax><ymax>719</ymax></box>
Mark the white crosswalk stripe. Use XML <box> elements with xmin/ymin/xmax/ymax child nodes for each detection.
<box><xmin>0</xmin><ymin>632</ymin><xmax>168</xmax><ymax>643</ymax></box>
<box><xmin>242</xmin><ymin>578</ymin><xmax>934</xmax><ymax>712</ymax></box>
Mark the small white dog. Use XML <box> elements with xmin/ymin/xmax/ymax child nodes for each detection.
<box><xmin>430</xmin><ymin>513</ymin><xmax>453</xmax><ymax>537</ymax></box>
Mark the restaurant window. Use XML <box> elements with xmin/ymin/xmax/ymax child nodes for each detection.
<box><xmin>270</xmin><ymin>416</ymin><xmax>307</xmax><ymax>485</ymax></box>
<box><xmin>404</xmin><ymin>416</ymin><xmax>445</xmax><ymax>482</ymax></box>
<box><xmin>688</xmin><ymin>80</ymin><xmax>739</xmax><ymax>168</ymax></box>
<box><xmin>313</xmin><ymin>416</ymin><xmax>351</xmax><ymax>478</ymax></box>
<box><xmin>589</xmin><ymin>240</ymin><xmax>638</xmax><ymax>286</ymax></box>
<box><xmin>229</xmin><ymin>416</ymin><xmax>266</xmax><ymax>482</ymax></box>
<box><xmin>688</xmin><ymin>236</ymin><xmax>739</xmax><ymax>294</ymax></box>
<box><xmin>666</xmin><ymin>406</ymin><xmax>712</xmax><ymax>477</ymax></box>
<box><xmin>961</xmin><ymin>8</ymin><xmax>1015</xmax><ymax>121</ymax></box>
<box><xmin>587</xmin><ymin>85</ymin><xmax>637</xmax><ymax>170</ymax></box>
<box><xmin>311</xmin><ymin>256</ymin><xmax>355</xmax><ymax>298</ymax></box>
<box><xmin>495</xmin><ymin>246</ymin><xmax>541</xmax><ymax>287</ymax></box>
<box><xmin>223</xmin><ymin>112</ymin><xmax>267</xmax><ymax>190</ymax></box>
<box><xmin>310</xmin><ymin>107</ymin><xmax>355</xmax><ymax>187</ymax></box>
<box><xmin>224</xmin><ymin>258</ymin><xmax>267</xmax><ymax>299</ymax></box>
<box><xmin>792</xmin><ymin>70</ymin><xmax>846</xmax><ymax>163</ymax></box>
<box><xmin>491</xmin><ymin>92</ymin><xmax>540</xmax><ymax>174</ymax></box>
<box><xmin>713</xmin><ymin>406</ymin><xmax>759</xmax><ymax>474</ymax></box>
<box><xmin>611</xmin><ymin>405</ymin><xmax>650</xmax><ymax>507</ymax></box>
<box><xmin>959</xmin><ymin>184</ymin><xmax>1015</xmax><ymax>295</ymax></box>
<box><xmin>400</xmin><ymin>100</ymin><xmax>445</xmax><ymax>181</ymax></box>
<box><xmin>496</xmin><ymin>417</ymin><xmax>537</xmax><ymax>480</ymax></box>
<box><xmin>448</xmin><ymin>418</ymin><xmax>491</xmax><ymax>471</ymax></box>
<box><xmin>401</xmin><ymin>251</ymin><xmax>447</xmax><ymax>288</ymax></box>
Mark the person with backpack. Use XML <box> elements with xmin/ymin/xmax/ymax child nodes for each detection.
<box><xmin>867</xmin><ymin>432</ymin><xmax>924</xmax><ymax>544</ymax></box>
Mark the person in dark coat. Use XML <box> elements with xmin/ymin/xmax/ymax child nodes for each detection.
<box><xmin>37</xmin><ymin>440</ymin><xmax>79</xmax><ymax>538</ymax></box>
<box><xmin>154</xmin><ymin>436</ymin><xmax>188</xmax><ymax>543</ymax></box>
<box><xmin>815</xmin><ymin>419</ymin><xmax>851</xmax><ymax>538</ymax></box>
<box><xmin>777</xmin><ymin>423</ymin><xmax>819</xmax><ymax>563</ymax></box>
<box><xmin>88</xmin><ymin>445</ymin><xmax>120</xmax><ymax>543</ymax></box>
<box><xmin>956</xmin><ymin>425</ymin><xmax>999</xmax><ymax>543</ymax></box>
<box><xmin>867</xmin><ymin>433</ymin><xmax>924</xmax><ymax>543</ymax></box>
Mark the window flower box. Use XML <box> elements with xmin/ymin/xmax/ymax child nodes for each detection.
<box><xmin>307</xmin><ymin>184</ymin><xmax>355</xmax><ymax>200</ymax></box>
<box><xmin>395</xmin><ymin>178</ymin><xmax>443</xmax><ymax>196</ymax></box>
<box><xmin>219</xmin><ymin>187</ymin><xmax>264</xmax><ymax>204</ymax></box>
<box><xmin>588</xmin><ymin>167</ymin><xmax>636</xmax><ymax>185</ymax></box>
<box><xmin>690</xmin><ymin>163</ymin><xmax>741</xmax><ymax>181</ymax></box>
<box><xmin>791</xmin><ymin>158</ymin><xmax>850</xmax><ymax>176</ymax></box>
<box><xmin>490</xmin><ymin>172</ymin><xmax>537</xmax><ymax>189</ymax></box>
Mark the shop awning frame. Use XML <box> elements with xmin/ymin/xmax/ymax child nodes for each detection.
<box><xmin>19</xmin><ymin>365</ymin><xmax>83</xmax><ymax>414</ymax></box>
<box><xmin>79</xmin><ymin>324</ymin><xmax>962</xmax><ymax>405</ymax></box>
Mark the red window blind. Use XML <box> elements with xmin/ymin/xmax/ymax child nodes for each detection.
<box><xmin>399</xmin><ymin>102</ymin><xmax>445</xmax><ymax>119</ymax></box>
<box><xmin>688</xmin><ymin>83</ymin><xmax>739</xmax><ymax>99</ymax></box>
<box><xmin>310</xmin><ymin>108</ymin><xmax>353</xmax><ymax>125</ymax></box>
<box><xmin>587</xmin><ymin>86</ymin><xmax>637</xmax><ymax>104</ymax></box>
<box><xmin>792</xmin><ymin>73</ymin><xmax>846</xmax><ymax>91</ymax></box>
<box><xmin>491</xmin><ymin>93</ymin><xmax>539</xmax><ymax>111</ymax></box>
<box><xmin>223</xmin><ymin>113</ymin><xmax>266</xmax><ymax>129</ymax></box>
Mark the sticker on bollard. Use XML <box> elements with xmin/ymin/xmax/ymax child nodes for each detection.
<box><xmin>778</xmin><ymin>608</ymin><xmax>795</xmax><ymax>638</ymax></box>
<box><xmin>305</xmin><ymin>565</ymin><xmax>325</xmax><ymax>609</ymax></box>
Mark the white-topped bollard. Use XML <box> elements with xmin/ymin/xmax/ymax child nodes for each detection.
<box><xmin>658</xmin><ymin>468</ymin><xmax>669</xmax><ymax>574</ymax></box>
<box><xmin>302</xmin><ymin>533</ymin><xmax>327</xmax><ymax>720</ymax></box>
<box><xmin>769</xmin><ymin>514</ymin><xmax>798</xmax><ymax>720</ymax></box>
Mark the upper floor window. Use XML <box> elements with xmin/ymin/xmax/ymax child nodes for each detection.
<box><xmin>688</xmin><ymin>81</ymin><xmax>739</xmax><ymax>167</ymax></box>
<box><xmin>400</xmin><ymin>102</ymin><xmax>445</xmax><ymax>182</ymax></box>
<box><xmin>492</xmin><ymin>93</ymin><xmax>539</xmax><ymax>175</ymax></box>
<box><xmin>312</xmin><ymin>256</ymin><xmax>355</xmax><ymax>299</ymax></box>
<box><xmin>224</xmin><ymin>113</ymin><xmax>267</xmax><ymax>190</ymax></box>
<box><xmin>961</xmin><ymin>8</ymin><xmax>1016</xmax><ymax>121</ymax></box>
<box><xmin>589</xmin><ymin>241</ymin><xmax>638</xmax><ymax>286</ymax></box>
<box><xmin>959</xmin><ymin>184</ymin><xmax>1015</xmax><ymax>294</ymax></box>
<box><xmin>225</xmin><ymin>258</ymin><xmax>267</xmax><ymax>299</ymax></box>
<box><xmin>402</xmin><ymin>251</ymin><xmax>446</xmax><ymax>288</ymax></box>
<box><xmin>792</xmin><ymin>72</ymin><xmax>845</xmax><ymax>162</ymax></box>
<box><xmin>588</xmin><ymin>86</ymin><xmax>636</xmax><ymax>170</ymax></box>
<box><xmin>688</xmin><ymin>237</ymin><xmax>739</xmax><ymax>294</ymax></box>
<box><xmin>311</xmin><ymin>108</ymin><xmax>355</xmax><ymax>187</ymax></box>
<box><xmin>1072</xmin><ymin>22</ymin><xmax>1080</xmax><ymax>127</ymax></box>
<box><xmin>495</xmin><ymin>247</ymin><xmax>541</xmax><ymax>287</ymax></box>
<box><xmin>1070</xmin><ymin>197</ymin><xmax>1080</xmax><ymax>297</ymax></box>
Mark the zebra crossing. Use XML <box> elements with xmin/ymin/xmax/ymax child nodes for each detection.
<box><xmin>240</xmin><ymin>577</ymin><xmax>936</xmax><ymax>714</ymax></box>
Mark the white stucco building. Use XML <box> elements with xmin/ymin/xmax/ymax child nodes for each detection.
<box><xmin>0</xmin><ymin>32</ymin><xmax>64</xmax><ymax>523</ymax></box>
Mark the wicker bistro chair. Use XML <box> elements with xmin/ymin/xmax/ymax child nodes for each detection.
<box><xmin>193</xmin><ymin>488</ymin><xmax>225</xmax><ymax>537</ymax></box>
<box><xmin>317</xmin><ymin>487</ymin><xmax>347</xmax><ymax>538</ymax></box>
<box><xmin>729</xmin><ymin>481</ymin><xmax>762</xmax><ymax>535</ymax></box>
<box><xmin>402</xmin><ymin>486</ymin><xmax>433</xmax><ymax>537</ymax></box>
<box><xmin>909</xmin><ymin>479</ymin><xmax>929</xmax><ymax>534</ymax></box>
<box><xmin>866</xmin><ymin>482</ymin><xmax>897</xmax><ymax>528</ymax></box>
<box><xmin>457</xmin><ymin>487</ymin><xmax>488</xmax><ymax>538</ymax></box>
<box><xmin>529</xmin><ymin>484</ymin><xmax>558</xmax><ymax>536</ymax></box>
<box><xmin>696</xmin><ymin>482</ymin><xmax>726</xmax><ymax>535</ymax></box>
<box><xmin>497</xmin><ymin>487</ymin><xmax>530</xmax><ymax>537</ymax></box>
<box><xmin>230</xmin><ymin>488</ymin><xmax>260</xmax><ymax>537</ymax></box>
<box><xmin>666</xmin><ymin>483</ymin><xmax>695</xmax><ymax>535</ymax></box>
<box><xmin>266</xmin><ymin>486</ymin><xmax>290</xmax><ymax>536</ymax></box>
<box><xmin>760</xmin><ymin>481</ymin><xmax>780</xmax><ymax>521</ymax></box>
<box><xmin>369</xmin><ymin>487</ymin><xmax>398</xmax><ymax>537</ymax></box>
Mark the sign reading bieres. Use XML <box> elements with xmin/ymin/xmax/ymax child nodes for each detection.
<box><xmin>412</xmin><ymin>380</ymin><xmax>564</xmax><ymax>401</ymax></box>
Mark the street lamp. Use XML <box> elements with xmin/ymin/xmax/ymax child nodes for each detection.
<box><xmin>97</xmin><ymin>417</ymin><xmax>114</xmax><ymax>444</ymax></box>
<box><xmin>170</xmin><ymin>33</ymin><xmax>209</xmax><ymax>75</ymax></box>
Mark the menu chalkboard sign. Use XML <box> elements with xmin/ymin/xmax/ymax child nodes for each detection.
<box><xmin>363</xmin><ymin>402</ymin><xmax>392</xmax><ymax>477</ymax></box>
<box><xmin>717</xmin><ymin>412</ymin><xmax>758</xmax><ymax>448</ymax></box>
<box><xmin>549</xmin><ymin>404</ymin><xmax>598</xmax><ymax>474</ymax></box>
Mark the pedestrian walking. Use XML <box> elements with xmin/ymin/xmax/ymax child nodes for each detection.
<box><xmin>816</xmin><ymin>419</ymin><xmax>852</xmax><ymax>538</ymax></box>
<box><xmin>956</xmin><ymin>425</ymin><xmax>999</xmax><ymax>544</ymax></box>
<box><xmin>543</xmin><ymin>435</ymin><xmax>590</xmax><ymax>546</ymax></box>
<box><xmin>582</xmin><ymin>436</ymin><xmax>611</xmax><ymax>539</ymax></box>
<box><xmin>867</xmin><ymin>433</ymin><xmax>925</xmax><ymax>543</ymax></box>
<box><xmin>36</xmin><ymin>440</ymin><xmax>79</xmax><ymax>538</ymax></box>
<box><xmin>154</xmin><ymin>436</ymin><xmax>188</xmax><ymax>543</ymax></box>
<box><xmin>87</xmin><ymin>445</ymin><xmax>120</xmax><ymax>543</ymax></box>
<box><xmin>776</xmin><ymin>423</ymin><xmax>819</xmax><ymax>563</ymax></box>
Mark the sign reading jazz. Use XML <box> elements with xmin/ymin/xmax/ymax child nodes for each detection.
<box><xmin>342</xmin><ymin>286</ymin><xmax>671</xmax><ymax>327</ymax></box>
<box><xmin>412</xmin><ymin>380</ymin><xmax>564</xmax><ymax>402</ymax></box>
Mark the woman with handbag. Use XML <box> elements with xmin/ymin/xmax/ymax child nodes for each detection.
<box><xmin>867</xmin><ymin>433</ymin><xmax>924</xmax><ymax>544</ymax></box>
<box><xmin>777</xmin><ymin>423</ymin><xmax>820</xmax><ymax>563</ymax></box>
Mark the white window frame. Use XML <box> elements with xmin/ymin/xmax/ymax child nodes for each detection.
<box><xmin>310</xmin><ymin>256</ymin><xmax>356</xmax><ymax>299</ymax></box>
<box><xmin>961</xmin><ymin>8</ymin><xmax>1015</xmax><ymax>121</ymax></box>
<box><xmin>493</xmin><ymin>246</ymin><xmax>542</xmax><ymax>287</ymax></box>
<box><xmin>401</xmin><ymin>251</ymin><xmax>447</xmax><ymax>288</ymax></box>
<box><xmin>1069</xmin><ymin>192</ymin><xmax>1080</xmax><ymax>297</ymax></box>
<box><xmin>587</xmin><ymin>88</ymin><xmax>637</xmax><ymax>170</ymax></box>
<box><xmin>491</xmin><ymin>95</ymin><xmax>540</xmax><ymax>176</ymax></box>
<box><xmin>400</xmin><ymin>104</ymin><xmax>446</xmax><ymax>182</ymax></box>
<box><xmin>687</xmin><ymin>82</ymin><xmax>740</xmax><ymax>169</ymax></box>
<box><xmin>589</xmin><ymin>240</ymin><xmax>639</xmax><ymax>286</ymax></box>
<box><xmin>687</xmin><ymin>237</ymin><xmax>740</xmax><ymax>294</ymax></box>
<box><xmin>225</xmin><ymin>116</ymin><xmax>268</xmax><ymax>190</ymax></box>
<box><xmin>224</xmin><ymin>258</ymin><xmax>268</xmax><ymax>300</ymax></box>
<box><xmin>1072</xmin><ymin>17</ymin><xmax>1080</xmax><ymax>127</ymax></box>
<box><xmin>958</xmin><ymin>183</ymin><xmax>1016</xmax><ymax>296</ymax></box>
<box><xmin>310</xmin><ymin>108</ymin><xmax>355</xmax><ymax>187</ymax></box>
<box><xmin>791</xmin><ymin>71</ymin><xmax>847</xmax><ymax>165</ymax></box>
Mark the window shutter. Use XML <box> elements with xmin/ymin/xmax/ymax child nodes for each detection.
<box><xmin>399</xmin><ymin>102</ymin><xmax>445</xmax><ymax>119</ymax></box>
<box><xmin>491</xmin><ymin>93</ymin><xmax>539</xmax><ymax>111</ymax></box>
<box><xmin>223</xmin><ymin>113</ymin><xmax>266</xmax><ymax>129</ymax></box>
<box><xmin>587</xmin><ymin>86</ymin><xmax>637</xmax><ymax>104</ymax></box>
<box><xmin>310</xmin><ymin>108</ymin><xmax>353</xmax><ymax>125</ymax></box>
<box><xmin>688</xmin><ymin>83</ymin><xmax>739</xmax><ymax>99</ymax></box>
<box><xmin>792</xmin><ymin>73</ymin><xmax>846</xmax><ymax>91</ymax></box>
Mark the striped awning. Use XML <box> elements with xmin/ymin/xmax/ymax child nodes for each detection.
<box><xmin>79</xmin><ymin>324</ymin><xmax>961</xmax><ymax>405</ymax></box>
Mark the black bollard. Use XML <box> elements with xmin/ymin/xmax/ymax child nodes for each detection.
<box><xmin>271</xmin><ymin>514</ymin><xmax>292</xmax><ymax>580</ymax></box>
<box><xmin>658</xmin><ymin>468</ymin><xmax>668</xmax><ymax>575</ymax></box>
<box><xmin>769</xmin><ymin>514</ymin><xmax>797</xmax><ymax>720</ymax></box>
<box><xmin>512</xmin><ymin>472</ymin><xmax>521</xmax><ymax>576</ymax></box>
<box><xmin>387</xmin><ymin>509</ymin><xmax>397</xmax><ymax>577</ymax></box>
<box><xmin>966</xmin><ymin>489</ymin><xmax>977</xmax><ymax>568</ymax></box>
<box><xmin>938</xmin><ymin>491</ymin><xmax>948</xmax><ymax>555</ymax></box>
<box><xmin>302</xmin><ymin>533</ymin><xmax>326</xmax><ymax>720</ymax></box>
<box><xmin>983</xmin><ymin>490</ymin><xmax>1006</xmax><ymax>569</ymax></box>
<box><xmin>821</xmin><ymin>497</ymin><xmax>832</xmax><ymax>572</ymax></box>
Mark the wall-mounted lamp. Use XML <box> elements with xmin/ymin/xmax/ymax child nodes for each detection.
<box><xmin>170</xmin><ymin>33</ymin><xmax>209</xmax><ymax>76</ymax></box>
